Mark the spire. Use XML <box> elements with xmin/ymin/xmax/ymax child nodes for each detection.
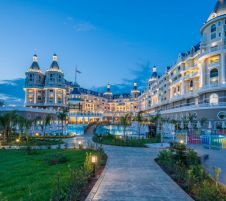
<box><xmin>29</xmin><ymin>54</ymin><xmax>40</xmax><ymax>70</ymax></box>
<box><xmin>131</xmin><ymin>82</ymin><xmax>140</xmax><ymax>96</ymax></box>
<box><xmin>49</xmin><ymin>53</ymin><xmax>60</xmax><ymax>70</ymax></box>
<box><xmin>208</xmin><ymin>0</ymin><xmax>226</xmax><ymax>22</ymax></box>
<box><xmin>104</xmin><ymin>83</ymin><xmax>113</xmax><ymax>96</ymax></box>
<box><xmin>151</xmin><ymin>66</ymin><xmax>158</xmax><ymax>79</ymax></box>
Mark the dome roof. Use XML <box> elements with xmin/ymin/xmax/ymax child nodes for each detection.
<box><xmin>151</xmin><ymin>66</ymin><xmax>158</xmax><ymax>78</ymax></box>
<box><xmin>71</xmin><ymin>87</ymin><xmax>81</xmax><ymax>95</ymax></box>
<box><xmin>208</xmin><ymin>0</ymin><xmax>226</xmax><ymax>22</ymax></box>
<box><xmin>29</xmin><ymin>54</ymin><xmax>40</xmax><ymax>71</ymax></box>
<box><xmin>49</xmin><ymin>54</ymin><xmax>60</xmax><ymax>70</ymax></box>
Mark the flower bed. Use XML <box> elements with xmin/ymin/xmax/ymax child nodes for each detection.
<box><xmin>156</xmin><ymin>142</ymin><xmax>226</xmax><ymax>201</ymax></box>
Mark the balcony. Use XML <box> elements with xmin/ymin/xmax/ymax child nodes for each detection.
<box><xmin>200</xmin><ymin>45</ymin><xmax>226</xmax><ymax>58</ymax></box>
<box><xmin>208</xmin><ymin>61</ymin><xmax>220</xmax><ymax>69</ymax></box>
<box><xmin>198</xmin><ymin>84</ymin><xmax>226</xmax><ymax>94</ymax></box>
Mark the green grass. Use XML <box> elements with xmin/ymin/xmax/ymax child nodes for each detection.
<box><xmin>0</xmin><ymin>149</ymin><xmax>94</xmax><ymax>201</ymax></box>
<box><xmin>93</xmin><ymin>134</ymin><xmax>160</xmax><ymax>147</ymax></box>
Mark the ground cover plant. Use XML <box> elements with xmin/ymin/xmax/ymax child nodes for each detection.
<box><xmin>156</xmin><ymin>142</ymin><xmax>226</xmax><ymax>201</ymax></box>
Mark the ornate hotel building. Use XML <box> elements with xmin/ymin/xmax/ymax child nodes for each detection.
<box><xmin>24</xmin><ymin>55</ymin><xmax>140</xmax><ymax>123</ymax></box>
<box><xmin>140</xmin><ymin>0</ymin><xmax>226</xmax><ymax>121</ymax></box>
<box><xmin>24</xmin><ymin>0</ymin><xmax>226</xmax><ymax>123</ymax></box>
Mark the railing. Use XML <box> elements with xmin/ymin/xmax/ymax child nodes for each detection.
<box><xmin>200</xmin><ymin>45</ymin><xmax>226</xmax><ymax>57</ymax></box>
<box><xmin>68</xmin><ymin>112</ymin><xmax>103</xmax><ymax>117</ymax></box>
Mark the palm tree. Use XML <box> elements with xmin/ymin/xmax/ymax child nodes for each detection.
<box><xmin>120</xmin><ymin>113</ymin><xmax>131</xmax><ymax>140</ymax></box>
<box><xmin>16</xmin><ymin>115</ymin><xmax>26</xmax><ymax>138</ymax></box>
<box><xmin>57</xmin><ymin>110</ymin><xmax>67</xmax><ymax>135</ymax></box>
<box><xmin>0</xmin><ymin>111</ymin><xmax>18</xmax><ymax>142</ymax></box>
<box><xmin>40</xmin><ymin>115</ymin><xmax>52</xmax><ymax>136</ymax></box>
<box><xmin>135</xmin><ymin>111</ymin><xmax>144</xmax><ymax>139</ymax></box>
<box><xmin>24</xmin><ymin>118</ymin><xmax>33</xmax><ymax>143</ymax></box>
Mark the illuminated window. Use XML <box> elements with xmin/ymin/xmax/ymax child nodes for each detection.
<box><xmin>210</xmin><ymin>93</ymin><xmax>218</xmax><ymax>105</ymax></box>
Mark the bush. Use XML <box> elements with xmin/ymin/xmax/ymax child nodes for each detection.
<box><xmin>196</xmin><ymin>180</ymin><xmax>225</xmax><ymax>201</ymax></box>
<box><xmin>157</xmin><ymin>150</ymin><xmax>174</xmax><ymax>173</ymax></box>
<box><xmin>45</xmin><ymin>154</ymin><xmax>68</xmax><ymax>166</ymax></box>
<box><xmin>186</xmin><ymin>149</ymin><xmax>200</xmax><ymax>167</ymax></box>
<box><xmin>84</xmin><ymin>153</ymin><xmax>94</xmax><ymax>176</ymax></box>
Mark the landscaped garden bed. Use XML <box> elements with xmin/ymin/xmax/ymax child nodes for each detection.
<box><xmin>0</xmin><ymin>148</ymin><xmax>107</xmax><ymax>201</ymax></box>
<box><xmin>93</xmin><ymin>133</ymin><xmax>160</xmax><ymax>147</ymax></box>
<box><xmin>156</xmin><ymin>142</ymin><xmax>226</xmax><ymax>201</ymax></box>
<box><xmin>1</xmin><ymin>137</ymin><xmax>64</xmax><ymax>147</ymax></box>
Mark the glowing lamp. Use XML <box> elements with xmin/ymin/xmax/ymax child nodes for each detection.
<box><xmin>91</xmin><ymin>155</ymin><xmax>98</xmax><ymax>164</ymax></box>
<box><xmin>179</xmin><ymin>140</ymin><xmax>184</xmax><ymax>144</ymax></box>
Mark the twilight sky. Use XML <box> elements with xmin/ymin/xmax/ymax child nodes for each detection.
<box><xmin>0</xmin><ymin>0</ymin><xmax>216</xmax><ymax>88</ymax></box>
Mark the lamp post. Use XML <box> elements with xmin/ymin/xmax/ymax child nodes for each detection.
<box><xmin>91</xmin><ymin>155</ymin><xmax>98</xmax><ymax>177</ymax></box>
<box><xmin>16</xmin><ymin>138</ymin><xmax>20</xmax><ymax>145</ymax></box>
<box><xmin>78</xmin><ymin>140</ymin><xmax>82</xmax><ymax>149</ymax></box>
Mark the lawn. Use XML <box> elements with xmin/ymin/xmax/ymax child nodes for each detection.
<box><xmin>0</xmin><ymin>149</ymin><xmax>94</xmax><ymax>201</ymax></box>
<box><xmin>93</xmin><ymin>134</ymin><xmax>160</xmax><ymax>147</ymax></box>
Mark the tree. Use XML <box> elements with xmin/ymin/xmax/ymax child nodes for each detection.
<box><xmin>40</xmin><ymin>115</ymin><xmax>52</xmax><ymax>136</ymax></box>
<box><xmin>0</xmin><ymin>111</ymin><xmax>18</xmax><ymax>142</ymax></box>
<box><xmin>120</xmin><ymin>114</ymin><xmax>131</xmax><ymax>140</ymax></box>
<box><xmin>135</xmin><ymin>111</ymin><xmax>144</xmax><ymax>139</ymax></box>
<box><xmin>57</xmin><ymin>110</ymin><xmax>67</xmax><ymax>135</ymax></box>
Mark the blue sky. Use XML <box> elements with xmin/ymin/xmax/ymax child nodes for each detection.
<box><xmin>0</xmin><ymin>0</ymin><xmax>216</xmax><ymax>88</ymax></box>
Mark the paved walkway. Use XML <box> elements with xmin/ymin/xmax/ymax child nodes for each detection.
<box><xmin>189</xmin><ymin>145</ymin><xmax>226</xmax><ymax>185</ymax></box>
<box><xmin>86</xmin><ymin>145</ymin><xmax>193</xmax><ymax>201</ymax></box>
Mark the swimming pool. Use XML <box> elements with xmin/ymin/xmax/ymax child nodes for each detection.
<box><xmin>95</xmin><ymin>125</ymin><xmax>147</xmax><ymax>137</ymax></box>
<box><xmin>67</xmin><ymin>124</ymin><xmax>87</xmax><ymax>136</ymax></box>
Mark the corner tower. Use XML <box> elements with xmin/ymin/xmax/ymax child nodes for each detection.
<box><xmin>44</xmin><ymin>54</ymin><xmax>66</xmax><ymax>110</ymax></box>
<box><xmin>199</xmin><ymin>0</ymin><xmax>226</xmax><ymax>87</ymax></box>
<box><xmin>24</xmin><ymin>54</ymin><xmax>45</xmax><ymax>107</ymax></box>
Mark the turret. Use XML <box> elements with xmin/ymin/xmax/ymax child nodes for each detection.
<box><xmin>24</xmin><ymin>54</ymin><xmax>45</xmax><ymax>107</ymax></box>
<box><xmin>44</xmin><ymin>54</ymin><xmax>66</xmax><ymax>110</ymax></box>
<box><xmin>104</xmin><ymin>83</ymin><xmax>113</xmax><ymax>100</ymax></box>
<box><xmin>131</xmin><ymin>82</ymin><xmax>140</xmax><ymax>98</ymax></box>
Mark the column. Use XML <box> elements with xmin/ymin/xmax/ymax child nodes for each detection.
<box><xmin>45</xmin><ymin>89</ymin><xmax>48</xmax><ymax>104</ymax></box>
<box><xmin>34</xmin><ymin>89</ymin><xmax>37</xmax><ymax>104</ymax></box>
<box><xmin>54</xmin><ymin>89</ymin><xmax>57</xmax><ymax>104</ymax></box>
<box><xmin>181</xmin><ymin>82</ymin><xmax>185</xmax><ymax>95</ymax></box>
<box><xmin>200</xmin><ymin>61</ymin><xmax>206</xmax><ymax>88</ymax></box>
<box><xmin>221</xmin><ymin>53</ymin><xmax>226</xmax><ymax>84</ymax></box>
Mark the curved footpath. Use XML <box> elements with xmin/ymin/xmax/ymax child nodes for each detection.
<box><xmin>84</xmin><ymin>128</ymin><xmax>193</xmax><ymax>201</ymax></box>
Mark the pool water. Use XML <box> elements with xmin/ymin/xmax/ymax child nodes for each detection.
<box><xmin>67</xmin><ymin>124</ymin><xmax>87</xmax><ymax>136</ymax></box>
<box><xmin>95</xmin><ymin>125</ymin><xmax>144</xmax><ymax>137</ymax></box>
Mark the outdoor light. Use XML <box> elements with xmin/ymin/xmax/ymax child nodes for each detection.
<box><xmin>91</xmin><ymin>155</ymin><xmax>98</xmax><ymax>177</ymax></box>
<box><xmin>16</xmin><ymin>138</ymin><xmax>20</xmax><ymax>143</ymax></box>
<box><xmin>91</xmin><ymin>155</ymin><xmax>98</xmax><ymax>164</ymax></box>
<box><xmin>179</xmin><ymin>140</ymin><xmax>184</xmax><ymax>144</ymax></box>
<box><xmin>78</xmin><ymin>140</ymin><xmax>82</xmax><ymax>145</ymax></box>
<box><xmin>35</xmin><ymin>133</ymin><xmax>40</xmax><ymax>137</ymax></box>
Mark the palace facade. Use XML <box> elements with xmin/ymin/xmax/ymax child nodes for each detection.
<box><xmin>140</xmin><ymin>0</ymin><xmax>226</xmax><ymax>122</ymax></box>
<box><xmin>24</xmin><ymin>54</ymin><xmax>140</xmax><ymax>123</ymax></box>
<box><xmin>24</xmin><ymin>0</ymin><xmax>226</xmax><ymax>123</ymax></box>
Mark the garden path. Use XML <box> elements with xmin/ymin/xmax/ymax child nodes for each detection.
<box><xmin>85</xmin><ymin>128</ymin><xmax>193</xmax><ymax>201</ymax></box>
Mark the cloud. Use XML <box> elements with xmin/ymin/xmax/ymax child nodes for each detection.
<box><xmin>74</xmin><ymin>22</ymin><xmax>96</xmax><ymax>32</ymax></box>
<box><xmin>91</xmin><ymin>61</ymin><xmax>151</xmax><ymax>94</ymax></box>
<box><xmin>65</xmin><ymin>17</ymin><xmax>96</xmax><ymax>32</ymax></box>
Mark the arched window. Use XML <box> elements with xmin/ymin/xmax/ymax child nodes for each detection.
<box><xmin>190</xmin><ymin>80</ymin><xmax>194</xmax><ymax>88</ymax></box>
<box><xmin>211</xmin><ymin>24</ymin><xmax>216</xmax><ymax>33</ymax></box>
<box><xmin>210</xmin><ymin>68</ymin><xmax>218</xmax><ymax>78</ymax></box>
<box><xmin>210</xmin><ymin>93</ymin><xmax>219</xmax><ymax>105</ymax></box>
<box><xmin>217</xmin><ymin>111</ymin><xmax>226</xmax><ymax>120</ymax></box>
